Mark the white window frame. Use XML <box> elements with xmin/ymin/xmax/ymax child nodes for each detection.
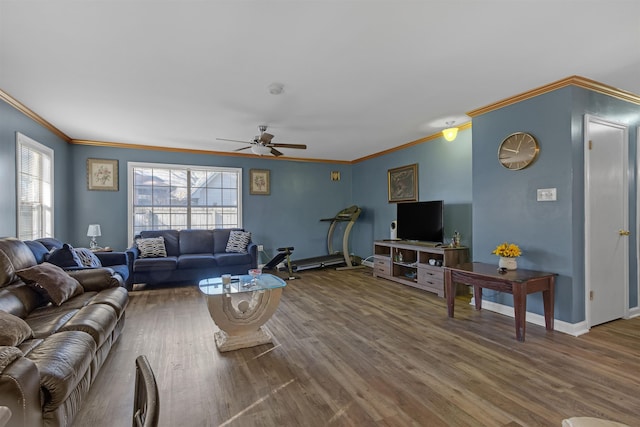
<box><xmin>16</xmin><ymin>132</ymin><xmax>54</xmax><ymax>240</ymax></box>
<box><xmin>127</xmin><ymin>162</ymin><xmax>243</xmax><ymax>240</ymax></box>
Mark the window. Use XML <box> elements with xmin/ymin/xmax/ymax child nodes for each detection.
<box><xmin>128</xmin><ymin>162</ymin><xmax>242</xmax><ymax>238</ymax></box>
<box><xmin>16</xmin><ymin>133</ymin><xmax>54</xmax><ymax>240</ymax></box>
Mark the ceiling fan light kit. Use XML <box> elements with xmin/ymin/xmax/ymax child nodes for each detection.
<box><xmin>216</xmin><ymin>125</ymin><xmax>307</xmax><ymax>157</ymax></box>
<box><xmin>442</xmin><ymin>121</ymin><xmax>459</xmax><ymax>142</ymax></box>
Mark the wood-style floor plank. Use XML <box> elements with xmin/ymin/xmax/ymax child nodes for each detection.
<box><xmin>72</xmin><ymin>268</ymin><xmax>640</xmax><ymax>426</ymax></box>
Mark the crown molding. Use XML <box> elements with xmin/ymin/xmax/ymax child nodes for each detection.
<box><xmin>352</xmin><ymin>121</ymin><xmax>473</xmax><ymax>164</ymax></box>
<box><xmin>69</xmin><ymin>139</ymin><xmax>351</xmax><ymax>164</ymax></box>
<box><xmin>0</xmin><ymin>89</ymin><xmax>71</xmax><ymax>142</ymax></box>
<box><xmin>467</xmin><ymin>75</ymin><xmax>640</xmax><ymax>118</ymax></box>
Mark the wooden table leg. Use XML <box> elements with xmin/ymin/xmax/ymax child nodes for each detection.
<box><xmin>445</xmin><ymin>269</ymin><xmax>455</xmax><ymax>317</ymax></box>
<box><xmin>543</xmin><ymin>276</ymin><xmax>555</xmax><ymax>331</ymax></box>
<box><xmin>512</xmin><ymin>283</ymin><xmax>527</xmax><ymax>342</ymax></box>
<box><xmin>473</xmin><ymin>286</ymin><xmax>483</xmax><ymax>310</ymax></box>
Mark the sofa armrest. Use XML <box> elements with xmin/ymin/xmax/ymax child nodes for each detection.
<box><xmin>66</xmin><ymin>268</ymin><xmax>124</xmax><ymax>292</ymax></box>
<box><xmin>94</xmin><ymin>251</ymin><xmax>127</xmax><ymax>267</ymax></box>
<box><xmin>0</xmin><ymin>352</ymin><xmax>43</xmax><ymax>427</ymax></box>
<box><xmin>247</xmin><ymin>242</ymin><xmax>258</xmax><ymax>269</ymax></box>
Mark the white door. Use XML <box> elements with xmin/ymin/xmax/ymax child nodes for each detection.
<box><xmin>584</xmin><ymin>115</ymin><xmax>629</xmax><ymax>327</ymax></box>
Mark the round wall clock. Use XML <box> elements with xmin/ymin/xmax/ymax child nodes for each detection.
<box><xmin>498</xmin><ymin>132</ymin><xmax>539</xmax><ymax>170</ymax></box>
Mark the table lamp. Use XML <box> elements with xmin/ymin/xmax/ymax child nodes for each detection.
<box><xmin>87</xmin><ymin>224</ymin><xmax>102</xmax><ymax>249</ymax></box>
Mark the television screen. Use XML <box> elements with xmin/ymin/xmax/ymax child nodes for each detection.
<box><xmin>396</xmin><ymin>200</ymin><xmax>444</xmax><ymax>243</ymax></box>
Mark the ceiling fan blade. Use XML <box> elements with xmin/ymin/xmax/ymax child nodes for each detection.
<box><xmin>270</xmin><ymin>143</ymin><xmax>307</xmax><ymax>149</ymax></box>
<box><xmin>259</xmin><ymin>132</ymin><xmax>274</xmax><ymax>144</ymax></box>
<box><xmin>270</xmin><ymin>148</ymin><xmax>284</xmax><ymax>157</ymax></box>
<box><xmin>234</xmin><ymin>146</ymin><xmax>252</xmax><ymax>152</ymax></box>
<box><xmin>216</xmin><ymin>138</ymin><xmax>252</xmax><ymax>144</ymax></box>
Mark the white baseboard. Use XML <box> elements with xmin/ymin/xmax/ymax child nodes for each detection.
<box><xmin>471</xmin><ymin>298</ymin><xmax>590</xmax><ymax>337</ymax></box>
<box><xmin>627</xmin><ymin>306</ymin><xmax>640</xmax><ymax>318</ymax></box>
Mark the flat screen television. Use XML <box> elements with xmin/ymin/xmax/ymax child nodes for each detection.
<box><xmin>396</xmin><ymin>200</ymin><xmax>444</xmax><ymax>243</ymax></box>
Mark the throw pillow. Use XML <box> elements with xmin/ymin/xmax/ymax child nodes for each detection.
<box><xmin>0</xmin><ymin>311</ymin><xmax>34</xmax><ymax>346</ymax></box>
<box><xmin>74</xmin><ymin>247</ymin><xmax>102</xmax><ymax>268</ymax></box>
<box><xmin>0</xmin><ymin>345</ymin><xmax>24</xmax><ymax>371</ymax></box>
<box><xmin>226</xmin><ymin>230</ymin><xmax>251</xmax><ymax>253</ymax></box>
<box><xmin>47</xmin><ymin>243</ymin><xmax>83</xmax><ymax>268</ymax></box>
<box><xmin>16</xmin><ymin>263</ymin><xmax>84</xmax><ymax>306</ymax></box>
<box><xmin>136</xmin><ymin>236</ymin><xmax>167</xmax><ymax>258</ymax></box>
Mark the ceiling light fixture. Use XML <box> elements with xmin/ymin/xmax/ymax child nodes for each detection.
<box><xmin>251</xmin><ymin>145</ymin><xmax>272</xmax><ymax>156</ymax></box>
<box><xmin>268</xmin><ymin>82</ymin><xmax>284</xmax><ymax>95</ymax></box>
<box><xmin>442</xmin><ymin>121</ymin><xmax>459</xmax><ymax>142</ymax></box>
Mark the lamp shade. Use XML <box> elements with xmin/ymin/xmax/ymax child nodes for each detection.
<box><xmin>87</xmin><ymin>224</ymin><xmax>101</xmax><ymax>237</ymax></box>
<box><xmin>442</xmin><ymin>126</ymin><xmax>459</xmax><ymax>142</ymax></box>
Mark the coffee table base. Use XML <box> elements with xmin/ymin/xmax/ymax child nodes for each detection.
<box><xmin>214</xmin><ymin>326</ymin><xmax>274</xmax><ymax>352</ymax></box>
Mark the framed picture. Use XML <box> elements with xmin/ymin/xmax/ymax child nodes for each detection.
<box><xmin>250</xmin><ymin>169</ymin><xmax>270</xmax><ymax>195</ymax></box>
<box><xmin>87</xmin><ymin>158</ymin><xmax>118</xmax><ymax>191</ymax></box>
<box><xmin>388</xmin><ymin>163</ymin><xmax>418</xmax><ymax>203</ymax></box>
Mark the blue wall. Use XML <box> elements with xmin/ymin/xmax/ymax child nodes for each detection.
<box><xmin>0</xmin><ymin>101</ymin><xmax>73</xmax><ymax>240</ymax></box>
<box><xmin>351</xmin><ymin>130</ymin><xmax>473</xmax><ymax>261</ymax></box>
<box><xmin>471</xmin><ymin>86</ymin><xmax>640</xmax><ymax>323</ymax></box>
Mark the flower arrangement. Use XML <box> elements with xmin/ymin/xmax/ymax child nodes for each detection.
<box><xmin>492</xmin><ymin>242</ymin><xmax>522</xmax><ymax>258</ymax></box>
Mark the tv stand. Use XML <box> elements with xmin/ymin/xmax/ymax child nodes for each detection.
<box><xmin>373</xmin><ymin>240</ymin><xmax>469</xmax><ymax>297</ymax></box>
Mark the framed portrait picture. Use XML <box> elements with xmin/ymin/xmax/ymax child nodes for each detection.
<box><xmin>388</xmin><ymin>163</ymin><xmax>418</xmax><ymax>203</ymax></box>
<box><xmin>87</xmin><ymin>158</ymin><xmax>119</xmax><ymax>191</ymax></box>
<box><xmin>250</xmin><ymin>169</ymin><xmax>270</xmax><ymax>195</ymax></box>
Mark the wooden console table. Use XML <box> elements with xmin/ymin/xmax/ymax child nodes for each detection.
<box><xmin>444</xmin><ymin>262</ymin><xmax>556</xmax><ymax>342</ymax></box>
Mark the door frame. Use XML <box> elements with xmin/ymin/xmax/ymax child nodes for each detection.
<box><xmin>583</xmin><ymin>114</ymin><xmax>629</xmax><ymax>328</ymax></box>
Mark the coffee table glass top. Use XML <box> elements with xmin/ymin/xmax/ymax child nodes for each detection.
<box><xmin>199</xmin><ymin>274</ymin><xmax>286</xmax><ymax>296</ymax></box>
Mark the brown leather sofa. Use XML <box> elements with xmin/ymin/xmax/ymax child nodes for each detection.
<box><xmin>0</xmin><ymin>237</ymin><xmax>128</xmax><ymax>427</ymax></box>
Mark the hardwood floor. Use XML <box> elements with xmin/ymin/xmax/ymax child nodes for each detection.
<box><xmin>72</xmin><ymin>268</ymin><xmax>640</xmax><ymax>427</ymax></box>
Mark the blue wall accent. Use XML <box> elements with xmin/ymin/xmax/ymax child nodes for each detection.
<box><xmin>0</xmin><ymin>101</ymin><xmax>72</xmax><ymax>239</ymax></box>
<box><xmin>69</xmin><ymin>144</ymin><xmax>352</xmax><ymax>260</ymax></box>
<box><xmin>472</xmin><ymin>86</ymin><xmax>640</xmax><ymax>323</ymax></box>
<box><xmin>351</xmin><ymin>130</ymin><xmax>473</xmax><ymax>261</ymax></box>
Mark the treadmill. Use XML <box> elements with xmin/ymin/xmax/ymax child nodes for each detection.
<box><xmin>292</xmin><ymin>205</ymin><xmax>364</xmax><ymax>272</ymax></box>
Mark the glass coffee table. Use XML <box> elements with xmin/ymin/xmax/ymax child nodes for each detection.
<box><xmin>199</xmin><ymin>274</ymin><xmax>286</xmax><ymax>352</ymax></box>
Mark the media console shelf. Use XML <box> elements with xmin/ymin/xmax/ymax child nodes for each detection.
<box><xmin>373</xmin><ymin>240</ymin><xmax>469</xmax><ymax>297</ymax></box>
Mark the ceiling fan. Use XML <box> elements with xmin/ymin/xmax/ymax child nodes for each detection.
<box><xmin>216</xmin><ymin>125</ymin><xmax>307</xmax><ymax>157</ymax></box>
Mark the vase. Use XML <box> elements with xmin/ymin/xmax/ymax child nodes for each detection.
<box><xmin>498</xmin><ymin>256</ymin><xmax>517</xmax><ymax>270</ymax></box>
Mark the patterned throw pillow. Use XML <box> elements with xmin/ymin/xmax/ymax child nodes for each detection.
<box><xmin>136</xmin><ymin>236</ymin><xmax>167</xmax><ymax>258</ymax></box>
<box><xmin>225</xmin><ymin>230</ymin><xmax>251</xmax><ymax>253</ymax></box>
<box><xmin>74</xmin><ymin>247</ymin><xmax>102</xmax><ymax>267</ymax></box>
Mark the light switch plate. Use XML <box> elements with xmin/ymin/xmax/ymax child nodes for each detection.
<box><xmin>537</xmin><ymin>188</ymin><xmax>557</xmax><ymax>201</ymax></box>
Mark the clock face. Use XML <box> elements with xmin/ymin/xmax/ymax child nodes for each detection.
<box><xmin>498</xmin><ymin>132</ymin><xmax>539</xmax><ymax>170</ymax></box>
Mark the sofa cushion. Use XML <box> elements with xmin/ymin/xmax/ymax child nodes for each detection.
<box><xmin>136</xmin><ymin>237</ymin><xmax>167</xmax><ymax>258</ymax></box>
<box><xmin>27</xmin><ymin>330</ymin><xmax>96</xmax><ymax>410</ymax></box>
<box><xmin>215</xmin><ymin>252</ymin><xmax>254</xmax><ymax>267</ymax></box>
<box><xmin>133</xmin><ymin>256</ymin><xmax>178</xmax><ymax>272</ymax></box>
<box><xmin>59</xmin><ymin>304</ymin><xmax>117</xmax><ymax>347</ymax></box>
<box><xmin>89</xmin><ymin>287</ymin><xmax>128</xmax><ymax>318</ymax></box>
<box><xmin>177</xmin><ymin>254</ymin><xmax>217</xmax><ymax>270</ymax></box>
<box><xmin>139</xmin><ymin>230</ymin><xmax>180</xmax><ymax>256</ymax></box>
<box><xmin>25</xmin><ymin>307</ymin><xmax>80</xmax><ymax>339</ymax></box>
<box><xmin>47</xmin><ymin>243</ymin><xmax>83</xmax><ymax>268</ymax></box>
<box><xmin>180</xmin><ymin>229</ymin><xmax>214</xmax><ymax>254</ymax></box>
<box><xmin>0</xmin><ymin>238</ymin><xmax>38</xmax><ymax>286</ymax></box>
<box><xmin>226</xmin><ymin>230</ymin><xmax>251</xmax><ymax>253</ymax></box>
<box><xmin>24</xmin><ymin>240</ymin><xmax>50</xmax><ymax>264</ymax></box>
<box><xmin>17</xmin><ymin>263</ymin><xmax>84</xmax><ymax>306</ymax></box>
<box><xmin>0</xmin><ymin>345</ymin><xmax>24</xmax><ymax>371</ymax></box>
<box><xmin>74</xmin><ymin>248</ymin><xmax>102</xmax><ymax>268</ymax></box>
<box><xmin>0</xmin><ymin>311</ymin><xmax>34</xmax><ymax>346</ymax></box>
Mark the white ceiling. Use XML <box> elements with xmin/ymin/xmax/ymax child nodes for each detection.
<box><xmin>1</xmin><ymin>1</ymin><xmax>639</xmax><ymax>162</ymax></box>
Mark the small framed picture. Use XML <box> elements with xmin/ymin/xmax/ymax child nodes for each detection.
<box><xmin>388</xmin><ymin>163</ymin><xmax>418</xmax><ymax>203</ymax></box>
<box><xmin>87</xmin><ymin>158</ymin><xmax>119</xmax><ymax>191</ymax></box>
<box><xmin>250</xmin><ymin>169</ymin><xmax>270</xmax><ymax>195</ymax></box>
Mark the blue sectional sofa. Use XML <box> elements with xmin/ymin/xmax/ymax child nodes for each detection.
<box><xmin>128</xmin><ymin>229</ymin><xmax>257</xmax><ymax>286</ymax></box>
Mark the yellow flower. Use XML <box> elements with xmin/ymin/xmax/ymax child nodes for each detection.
<box><xmin>492</xmin><ymin>242</ymin><xmax>521</xmax><ymax>258</ymax></box>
